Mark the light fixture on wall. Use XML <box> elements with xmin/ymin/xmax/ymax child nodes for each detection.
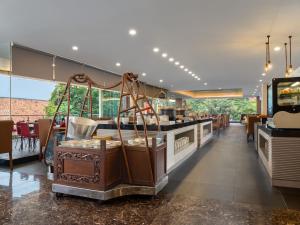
<box><xmin>288</xmin><ymin>35</ymin><xmax>293</xmax><ymax>74</ymax></box>
<box><xmin>264</xmin><ymin>35</ymin><xmax>272</xmax><ymax>72</ymax></box>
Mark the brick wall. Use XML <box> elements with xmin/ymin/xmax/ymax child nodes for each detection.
<box><xmin>0</xmin><ymin>97</ymin><xmax>49</xmax><ymax>123</ymax></box>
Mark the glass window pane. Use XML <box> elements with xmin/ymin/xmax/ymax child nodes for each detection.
<box><xmin>45</xmin><ymin>84</ymin><xmax>100</xmax><ymax>120</ymax></box>
<box><xmin>186</xmin><ymin>97</ymin><xmax>257</xmax><ymax>122</ymax></box>
<box><xmin>0</xmin><ymin>73</ymin><xmax>10</xmax><ymax>120</ymax></box>
<box><xmin>102</xmin><ymin>90</ymin><xmax>120</xmax><ymax>118</ymax></box>
<box><xmin>10</xmin><ymin>75</ymin><xmax>56</xmax><ymax>123</ymax></box>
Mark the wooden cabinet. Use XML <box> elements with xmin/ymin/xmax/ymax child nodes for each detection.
<box><xmin>54</xmin><ymin>141</ymin><xmax>123</xmax><ymax>191</ymax></box>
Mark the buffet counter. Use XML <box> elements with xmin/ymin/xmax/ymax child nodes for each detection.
<box><xmin>97</xmin><ymin>119</ymin><xmax>213</xmax><ymax>173</ymax></box>
<box><xmin>96</xmin><ymin>119</ymin><xmax>212</xmax><ymax>131</ymax></box>
<box><xmin>257</xmin><ymin>125</ymin><xmax>300</xmax><ymax>188</ymax></box>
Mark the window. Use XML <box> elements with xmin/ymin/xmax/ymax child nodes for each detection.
<box><xmin>0</xmin><ymin>73</ymin><xmax>11</xmax><ymax>120</ymax></box>
<box><xmin>45</xmin><ymin>83</ymin><xmax>100</xmax><ymax>119</ymax></box>
<box><xmin>186</xmin><ymin>97</ymin><xmax>257</xmax><ymax>121</ymax></box>
<box><xmin>10</xmin><ymin>75</ymin><xmax>56</xmax><ymax>123</ymax></box>
<box><xmin>101</xmin><ymin>90</ymin><xmax>120</xmax><ymax>118</ymax></box>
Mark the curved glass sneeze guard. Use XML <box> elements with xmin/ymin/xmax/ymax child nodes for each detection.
<box><xmin>0</xmin><ymin>42</ymin><xmax>12</xmax><ymax>72</ymax></box>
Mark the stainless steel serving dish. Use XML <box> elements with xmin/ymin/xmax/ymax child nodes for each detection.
<box><xmin>67</xmin><ymin>117</ymin><xmax>99</xmax><ymax>140</ymax></box>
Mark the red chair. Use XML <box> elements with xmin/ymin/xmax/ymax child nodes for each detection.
<box><xmin>32</xmin><ymin>123</ymin><xmax>39</xmax><ymax>149</ymax></box>
<box><xmin>15</xmin><ymin>121</ymin><xmax>24</xmax><ymax>149</ymax></box>
<box><xmin>19</xmin><ymin>122</ymin><xmax>38</xmax><ymax>150</ymax></box>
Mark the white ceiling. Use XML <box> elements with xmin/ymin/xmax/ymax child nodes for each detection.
<box><xmin>1</xmin><ymin>0</ymin><xmax>300</xmax><ymax>96</ymax></box>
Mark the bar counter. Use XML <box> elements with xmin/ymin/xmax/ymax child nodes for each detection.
<box><xmin>257</xmin><ymin>125</ymin><xmax>300</xmax><ymax>188</ymax></box>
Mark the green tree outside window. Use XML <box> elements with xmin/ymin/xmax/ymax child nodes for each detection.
<box><xmin>186</xmin><ymin>98</ymin><xmax>257</xmax><ymax>121</ymax></box>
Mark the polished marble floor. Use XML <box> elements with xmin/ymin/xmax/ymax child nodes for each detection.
<box><xmin>1</xmin><ymin>125</ymin><xmax>300</xmax><ymax>225</ymax></box>
<box><xmin>0</xmin><ymin>139</ymin><xmax>39</xmax><ymax>161</ymax></box>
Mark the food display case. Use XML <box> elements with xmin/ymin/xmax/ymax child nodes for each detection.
<box><xmin>268</xmin><ymin>77</ymin><xmax>300</xmax><ymax>116</ymax></box>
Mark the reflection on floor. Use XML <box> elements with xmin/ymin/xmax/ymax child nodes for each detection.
<box><xmin>0</xmin><ymin>139</ymin><xmax>39</xmax><ymax>163</ymax></box>
<box><xmin>1</xmin><ymin>125</ymin><xmax>300</xmax><ymax>225</ymax></box>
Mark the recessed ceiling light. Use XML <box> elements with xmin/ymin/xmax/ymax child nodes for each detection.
<box><xmin>188</xmin><ymin>71</ymin><xmax>192</xmax><ymax>74</ymax></box>
<box><xmin>128</xmin><ymin>29</ymin><xmax>137</xmax><ymax>36</ymax></box>
<box><xmin>115</xmin><ymin>62</ymin><xmax>121</xmax><ymax>67</ymax></box>
<box><xmin>159</xmin><ymin>79</ymin><xmax>163</xmax><ymax>83</ymax></box>
<box><xmin>162</xmin><ymin>53</ymin><xmax>168</xmax><ymax>58</ymax></box>
<box><xmin>262</xmin><ymin>73</ymin><xmax>266</xmax><ymax>76</ymax></box>
<box><xmin>184</xmin><ymin>68</ymin><xmax>188</xmax><ymax>72</ymax></box>
<box><xmin>195</xmin><ymin>75</ymin><xmax>198</xmax><ymax>78</ymax></box>
<box><xmin>72</xmin><ymin>46</ymin><xmax>78</xmax><ymax>51</ymax></box>
<box><xmin>197</xmin><ymin>78</ymin><xmax>201</xmax><ymax>81</ymax></box>
<box><xmin>153</xmin><ymin>47</ymin><xmax>160</xmax><ymax>53</ymax></box>
<box><xmin>142</xmin><ymin>73</ymin><xmax>146</xmax><ymax>76</ymax></box>
<box><xmin>192</xmin><ymin>74</ymin><xmax>195</xmax><ymax>77</ymax></box>
<box><xmin>259</xmin><ymin>79</ymin><xmax>263</xmax><ymax>82</ymax></box>
<box><xmin>218</xmin><ymin>88</ymin><xmax>222</xmax><ymax>90</ymax></box>
<box><xmin>274</xmin><ymin>46</ymin><xmax>281</xmax><ymax>51</ymax></box>
<box><xmin>175</xmin><ymin>61</ymin><xmax>180</xmax><ymax>66</ymax></box>
<box><xmin>169</xmin><ymin>57</ymin><xmax>174</xmax><ymax>62</ymax></box>
<box><xmin>204</xmin><ymin>82</ymin><xmax>208</xmax><ymax>86</ymax></box>
<box><xmin>180</xmin><ymin>65</ymin><xmax>185</xmax><ymax>69</ymax></box>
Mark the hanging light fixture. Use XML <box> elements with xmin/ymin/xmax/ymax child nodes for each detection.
<box><xmin>264</xmin><ymin>35</ymin><xmax>272</xmax><ymax>72</ymax></box>
<box><xmin>264</xmin><ymin>41</ymin><xmax>269</xmax><ymax>72</ymax></box>
<box><xmin>284</xmin><ymin>42</ymin><xmax>289</xmax><ymax>77</ymax></box>
<box><xmin>266</xmin><ymin>35</ymin><xmax>272</xmax><ymax>70</ymax></box>
<box><xmin>288</xmin><ymin>35</ymin><xmax>293</xmax><ymax>74</ymax></box>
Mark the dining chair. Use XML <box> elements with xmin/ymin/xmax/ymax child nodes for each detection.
<box><xmin>31</xmin><ymin>123</ymin><xmax>40</xmax><ymax>149</ymax></box>
<box><xmin>0</xmin><ymin>120</ymin><xmax>14</xmax><ymax>170</ymax></box>
<box><xmin>19</xmin><ymin>122</ymin><xmax>37</xmax><ymax>150</ymax></box>
<box><xmin>15</xmin><ymin>121</ymin><xmax>24</xmax><ymax>149</ymax></box>
<box><xmin>213</xmin><ymin>115</ymin><xmax>221</xmax><ymax>135</ymax></box>
<box><xmin>246</xmin><ymin>116</ymin><xmax>261</xmax><ymax>142</ymax></box>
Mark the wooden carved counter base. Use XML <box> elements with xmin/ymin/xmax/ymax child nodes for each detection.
<box><xmin>54</xmin><ymin>143</ymin><xmax>123</xmax><ymax>191</ymax></box>
<box><xmin>56</xmin><ymin>151</ymin><xmax>101</xmax><ymax>184</ymax></box>
<box><xmin>53</xmin><ymin>140</ymin><xmax>168</xmax><ymax>200</ymax></box>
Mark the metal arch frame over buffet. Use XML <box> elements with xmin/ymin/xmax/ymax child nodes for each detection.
<box><xmin>47</xmin><ymin>73</ymin><xmax>168</xmax><ymax>200</ymax></box>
